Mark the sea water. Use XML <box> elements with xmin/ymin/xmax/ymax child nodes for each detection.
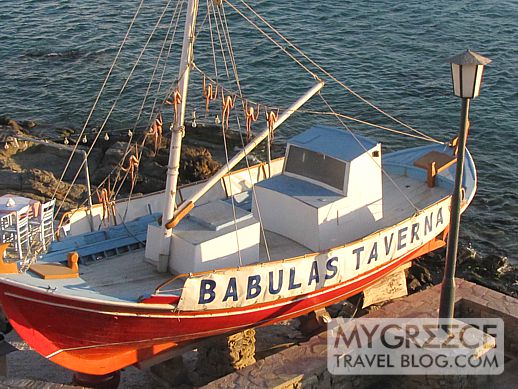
<box><xmin>1</xmin><ymin>0</ymin><xmax>517</xmax><ymax>261</ymax></box>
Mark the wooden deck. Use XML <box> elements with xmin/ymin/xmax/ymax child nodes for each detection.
<box><xmin>73</xmin><ymin>170</ymin><xmax>448</xmax><ymax>300</ymax></box>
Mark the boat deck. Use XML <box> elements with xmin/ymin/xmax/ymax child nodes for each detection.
<box><xmin>2</xmin><ymin>168</ymin><xmax>450</xmax><ymax>304</ymax></box>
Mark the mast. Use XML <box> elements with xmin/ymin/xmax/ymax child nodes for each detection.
<box><xmin>158</xmin><ymin>0</ymin><xmax>199</xmax><ymax>271</ymax></box>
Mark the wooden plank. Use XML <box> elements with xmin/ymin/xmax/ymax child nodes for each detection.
<box><xmin>414</xmin><ymin>151</ymin><xmax>456</xmax><ymax>188</ymax></box>
<box><xmin>362</xmin><ymin>264</ymin><xmax>409</xmax><ymax>308</ymax></box>
<box><xmin>29</xmin><ymin>263</ymin><xmax>78</xmax><ymax>280</ymax></box>
<box><xmin>414</xmin><ymin>151</ymin><xmax>455</xmax><ymax>171</ymax></box>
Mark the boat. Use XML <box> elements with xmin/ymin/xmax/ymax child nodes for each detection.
<box><xmin>0</xmin><ymin>0</ymin><xmax>477</xmax><ymax>376</ymax></box>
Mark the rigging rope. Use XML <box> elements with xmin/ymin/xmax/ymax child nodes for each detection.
<box><xmin>52</xmin><ymin>0</ymin><xmax>145</xmax><ymax>202</ymax></box>
<box><xmin>298</xmin><ymin>110</ymin><xmax>446</xmax><ymax>144</ymax></box>
<box><xmin>54</xmin><ymin>0</ymin><xmax>175</xmax><ymax>219</ymax></box>
<box><xmin>319</xmin><ymin>93</ymin><xmax>421</xmax><ymax>213</ymax></box>
<box><xmin>192</xmin><ymin>65</ymin><xmax>443</xmax><ymax>144</ymax></box>
<box><xmin>226</xmin><ymin>0</ymin><xmax>441</xmax><ymax>144</ymax></box>
<box><xmin>222</xmin><ymin>0</ymin><xmax>320</xmax><ymax>81</ymax></box>
<box><xmin>207</xmin><ymin>0</ymin><xmax>220</xmax><ymax>82</ymax></box>
<box><xmin>216</xmin><ymin>1</ymin><xmax>272</xmax><ymax>262</ymax></box>
<box><xmin>147</xmin><ymin>0</ymin><xmax>186</xmax><ymax>124</ymax></box>
<box><xmin>210</xmin><ymin>1</ymin><xmax>243</xmax><ymax>267</ymax></box>
<box><xmin>111</xmin><ymin>0</ymin><xmax>183</xmax><ymax>206</ymax></box>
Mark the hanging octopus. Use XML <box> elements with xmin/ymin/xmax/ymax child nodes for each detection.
<box><xmin>221</xmin><ymin>90</ymin><xmax>236</xmax><ymax>130</ymax></box>
<box><xmin>122</xmin><ymin>147</ymin><xmax>140</xmax><ymax>187</ymax></box>
<box><xmin>245</xmin><ymin>103</ymin><xmax>260</xmax><ymax>141</ymax></box>
<box><xmin>203</xmin><ymin>76</ymin><xmax>218</xmax><ymax>113</ymax></box>
<box><xmin>166</xmin><ymin>88</ymin><xmax>182</xmax><ymax>125</ymax></box>
<box><xmin>97</xmin><ymin>187</ymin><xmax>112</xmax><ymax>223</ymax></box>
<box><xmin>265</xmin><ymin>110</ymin><xmax>279</xmax><ymax>142</ymax></box>
<box><xmin>147</xmin><ymin>113</ymin><xmax>163</xmax><ymax>155</ymax></box>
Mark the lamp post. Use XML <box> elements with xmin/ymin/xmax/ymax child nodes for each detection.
<box><xmin>439</xmin><ymin>50</ymin><xmax>491</xmax><ymax>330</ymax></box>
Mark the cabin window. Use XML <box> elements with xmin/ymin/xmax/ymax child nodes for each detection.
<box><xmin>285</xmin><ymin>145</ymin><xmax>346</xmax><ymax>191</ymax></box>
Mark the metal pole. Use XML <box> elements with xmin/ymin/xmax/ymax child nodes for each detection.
<box><xmin>438</xmin><ymin>97</ymin><xmax>470</xmax><ymax>330</ymax></box>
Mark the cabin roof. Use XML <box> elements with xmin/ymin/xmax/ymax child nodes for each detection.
<box><xmin>255</xmin><ymin>174</ymin><xmax>343</xmax><ymax>208</ymax></box>
<box><xmin>288</xmin><ymin>125</ymin><xmax>377</xmax><ymax>162</ymax></box>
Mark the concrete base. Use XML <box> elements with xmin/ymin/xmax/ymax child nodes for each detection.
<box><xmin>196</xmin><ymin>329</ymin><xmax>257</xmax><ymax>378</ymax></box>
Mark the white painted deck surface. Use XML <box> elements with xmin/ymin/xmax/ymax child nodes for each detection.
<box><xmin>380</xmin><ymin>173</ymin><xmax>447</xmax><ymax>226</ymax></box>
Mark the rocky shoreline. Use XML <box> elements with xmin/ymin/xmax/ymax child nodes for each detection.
<box><xmin>0</xmin><ymin>116</ymin><xmax>517</xmax><ymax>386</ymax></box>
<box><xmin>1</xmin><ymin>116</ymin><xmax>517</xmax><ymax>299</ymax></box>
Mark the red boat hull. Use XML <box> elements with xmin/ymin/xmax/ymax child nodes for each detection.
<box><xmin>0</xmin><ymin>238</ymin><xmax>444</xmax><ymax>375</ymax></box>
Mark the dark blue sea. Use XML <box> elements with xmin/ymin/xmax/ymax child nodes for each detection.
<box><xmin>1</xmin><ymin>0</ymin><xmax>517</xmax><ymax>262</ymax></box>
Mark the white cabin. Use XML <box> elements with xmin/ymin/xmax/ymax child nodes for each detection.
<box><xmin>253</xmin><ymin>125</ymin><xmax>383</xmax><ymax>251</ymax></box>
<box><xmin>152</xmin><ymin>125</ymin><xmax>384</xmax><ymax>274</ymax></box>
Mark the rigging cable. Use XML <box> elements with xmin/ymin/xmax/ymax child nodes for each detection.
<box><xmin>217</xmin><ymin>1</ymin><xmax>273</xmax><ymax>262</ymax></box>
<box><xmin>207</xmin><ymin>0</ymin><xmax>220</xmax><ymax>81</ymax></box>
<box><xmin>120</xmin><ymin>0</ymin><xmax>186</xmax><ymax>222</ymax></box>
<box><xmin>222</xmin><ymin>0</ymin><xmax>319</xmax><ymax>81</ymax></box>
<box><xmin>297</xmin><ymin>109</ymin><xmax>444</xmax><ymax>144</ymax></box>
<box><xmin>226</xmin><ymin>0</ymin><xmax>443</xmax><ymax>144</ymax></box>
<box><xmin>117</xmin><ymin>4</ymin><xmax>212</xmax><ymax>223</ymax></box>
<box><xmin>319</xmin><ymin>93</ymin><xmax>421</xmax><ymax>213</ymax></box>
<box><xmin>52</xmin><ymin>0</ymin><xmax>146</xmax><ymax>202</ymax></box>
<box><xmin>147</xmin><ymin>0</ymin><xmax>186</xmax><ymax>123</ymax></box>
<box><xmin>211</xmin><ymin>1</ymin><xmax>244</xmax><ymax>267</ymax></box>
<box><xmin>54</xmin><ymin>0</ymin><xmax>175</xmax><ymax>218</ymax></box>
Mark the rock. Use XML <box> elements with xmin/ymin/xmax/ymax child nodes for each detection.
<box><xmin>26</xmin><ymin>123</ymin><xmax>77</xmax><ymax>142</ymax></box>
<box><xmin>407</xmin><ymin>277</ymin><xmax>422</xmax><ymax>293</ymax></box>
<box><xmin>0</xmin><ymin>122</ymin><xmax>26</xmax><ymax>157</ymax></box>
<box><xmin>93</xmin><ymin>141</ymin><xmax>130</xmax><ymax>184</ymax></box>
<box><xmin>11</xmin><ymin>144</ymin><xmax>101</xmax><ymax>183</ymax></box>
<box><xmin>327</xmin><ymin>299</ymin><xmax>358</xmax><ymax>318</ymax></box>
<box><xmin>180</xmin><ymin>146</ymin><xmax>221</xmax><ymax>184</ymax></box>
<box><xmin>8</xmin><ymin>120</ymin><xmax>22</xmax><ymax>133</ymax></box>
<box><xmin>0</xmin><ymin>168</ymin><xmax>87</xmax><ymax>212</ymax></box>
<box><xmin>133</xmin><ymin>175</ymin><xmax>166</xmax><ymax>194</ymax></box>
<box><xmin>408</xmin><ymin>262</ymin><xmax>434</xmax><ymax>286</ymax></box>
<box><xmin>408</xmin><ymin>245</ymin><xmax>518</xmax><ymax>300</ymax></box>
<box><xmin>20</xmin><ymin>120</ymin><xmax>37</xmax><ymax>129</ymax></box>
<box><xmin>139</xmin><ymin>160</ymin><xmax>167</xmax><ymax>180</ymax></box>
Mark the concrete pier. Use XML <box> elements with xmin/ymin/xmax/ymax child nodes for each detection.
<box><xmin>204</xmin><ymin>279</ymin><xmax>518</xmax><ymax>388</ymax></box>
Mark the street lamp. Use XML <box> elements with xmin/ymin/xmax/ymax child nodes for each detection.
<box><xmin>439</xmin><ymin>50</ymin><xmax>491</xmax><ymax>330</ymax></box>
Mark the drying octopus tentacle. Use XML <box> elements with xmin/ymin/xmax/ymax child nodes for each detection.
<box><xmin>265</xmin><ymin>110</ymin><xmax>278</xmax><ymax>142</ymax></box>
<box><xmin>122</xmin><ymin>150</ymin><xmax>140</xmax><ymax>187</ymax></box>
<box><xmin>166</xmin><ymin>89</ymin><xmax>182</xmax><ymax>125</ymax></box>
<box><xmin>221</xmin><ymin>89</ymin><xmax>236</xmax><ymax>130</ymax></box>
<box><xmin>245</xmin><ymin>103</ymin><xmax>260</xmax><ymax>141</ymax></box>
<box><xmin>203</xmin><ymin>76</ymin><xmax>218</xmax><ymax>113</ymax></box>
<box><xmin>97</xmin><ymin>187</ymin><xmax>112</xmax><ymax>223</ymax></box>
<box><xmin>147</xmin><ymin>114</ymin><xmax>163</xmax><ymax>155</ymax></box>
